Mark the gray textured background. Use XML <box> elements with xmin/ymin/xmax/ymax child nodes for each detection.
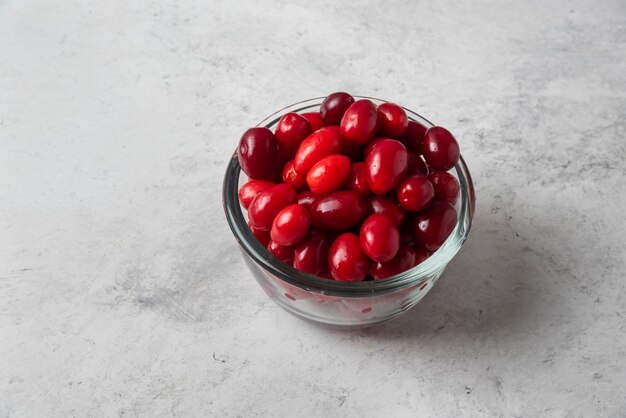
<box><xmin>2</xmin><ymin>0</ymin><xmax>625</xmax><ymax>416</ymax></box>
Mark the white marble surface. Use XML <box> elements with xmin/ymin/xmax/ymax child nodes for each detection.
<box><xmin>2</xmin><ymin>0</ymin><xmax>626</xmax><ymax>416</ymax></box>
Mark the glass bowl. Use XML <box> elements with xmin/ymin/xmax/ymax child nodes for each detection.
<box><xmin>223</xmin><ymin>97</ymin><xmax>475</xmax><ymax>329</ymax></box>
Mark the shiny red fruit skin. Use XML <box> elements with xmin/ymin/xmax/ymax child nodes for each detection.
<box><xmin>365</xmin><ymin>138</ymin><xmax>408</xmax><ymax>194</ymax></box>
<box><xmin>399</xmin><ymin>121</ymin><xmax>427</xmax><ymax>154</ymax></box>
<box><xmin>301</xmin><ymin>112</ymin><xmax>324</xmax><ymax>131</ymax></box>
<box><xmin>267</xmin><ymin>241</ymin><xmax>294</xmax><ymax>264</ymax></box>
<box><xmin>310</xmin><ymin>190</ymin><xmax>367</xmax><ymax>231</ymax></box>
<box><xmin>296</xmin><ymin>191</ymin><xmax>318</xmax><ymax>211</ymax></box>
<box><xmin>306</xmin><ymin>154</ymin><xmax>351</xmax><ymax>195</ymax></box>
<box><xmin>397</xmin><ymin>175</ymin><xmax>435</xmax><ymax>212</ymax></box>
<box><xmin>275</xmin><ymin>113</ymin><xmax>312</xmax><ymax>159</ymax></box>
<box><xmin>345</xmin><ymin>162</ymin><xmax>371</xmax><ymax>195</ymax></box>
<box><xmin>328</xmin><ymin>233</ymin><xmax>369</xmax><ymax>282</ymax></box>
<box><xmin>371</xmin><ymin>245</ymin><xmax>416</xmax><ymax>280</ymax></box>
<box><xmin>324</xmin><ymin>125</ymin><xmax>342</xmax><ymax>135</ymax></box>
<box><xmin>422</xmin><ymin>126</ymin><xmax>460</xmax><ymax>171</ymax></box>
<box><xmin>238</xmin><ymin>179</ymin><xmax>275</xmax><ymax>209</ymax></box>
<box><xmin>407</xmin><ymin>153</ymin><xmax>429</xmax><ymax>176</ymax></box>
<box><xmin>248</xmin><ymin>221</ymin><xmax>271</xmax><ymax>247</ymax></box>
<box><xmin>293</xmin><ymin>127</ymin><xmax>343</xmax><ymax>175</ymax></box>
<box><xmin>340</xmin><ymin>99</ymin><xmax>378</xmax><ymax>145</ymax></box>
<box><xmin>320</xmin><ymin>92</ymin><xmax>355</xmax><ymax>125</ymax></box>
<box><xmin>366</xmin><ymin>195</ymin><xmax>406</xmax><ymax>225</ymax></box>
<box><xmin>428</xmin><ymin>171</ymin><xmax>460</xmax><ymax>205</ymax></box>
<box><xmin>360</xmin><ymin>214</ymin><xmax>400</xmax><ymax>262</ymax></box>
<box><xmin>237</xmin><ymin>127</ymin><xmax>278</xmax><ymax>180</ymax></box>
<box><xmin>293</xmin><ymin>230</ymin><xmax>332</xmax><ymax>275</ymax></box>
<box><xmin>376</xmin><ymin>102</ymin><xmax>408</xmax><ymax>137</ymax></box>
<box><xmin>248</xmin><ymin>183</ymin><xmax>296</xmax><ymax>231</ymax></box>
<box><xmin>270</xmin><ymin>204</ymin><xmax>311</xmax><ymax>246</ymax></box>
<box><xmin>413</xmin><ymin>201</ymin><xmax>457</xmax><ymax>251</ymax></box>
<box><xmin>282</xmin><ymin>160</ymin><xmax>308</xmax><ymax>191</ymax></box>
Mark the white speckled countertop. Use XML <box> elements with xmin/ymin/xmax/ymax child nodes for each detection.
<box><xmin>2</xmin><ymin>0</ymin><xmax>625</xmax><ymax>416</ymax></box>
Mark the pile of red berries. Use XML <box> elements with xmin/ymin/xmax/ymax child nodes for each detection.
<box><xmin>237</xmin><ymin>92</ymin><xmax>461</xmax><ymax>282</ymax></box>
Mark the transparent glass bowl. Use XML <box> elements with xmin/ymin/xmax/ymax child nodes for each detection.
<box><xmin>223</xmin><ymin>97</ymin><xmax>475</xmax><ymax>329</ymax></box>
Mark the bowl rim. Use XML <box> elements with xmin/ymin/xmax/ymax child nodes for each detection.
<box><xmin>222</xmin><ymin>96</ymin><xmax>475</xmax><ymax>297</ymax></box>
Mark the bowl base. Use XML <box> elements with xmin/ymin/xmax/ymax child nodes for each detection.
<box><xmin>272</xmin><ymin>297</ymin><xmax>410</xmax><ymax>330</ymax></box>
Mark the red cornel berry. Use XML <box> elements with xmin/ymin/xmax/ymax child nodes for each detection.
<box><xmin>328</xmin><ymin>233</ymin><xmax>369</xmax><ymax>282</ymax></box>
<box><xmin>306</xmin><ymin>154</ymin><xmax>351</xmax><ymax>195</ymax></box>
<box><xmin>360</xmin><ymin>214</ymin><xmax>400</xmax><ymax>262</ymax></box>
<box><xmin>237</xmin><ymin>127</ymin><xmax>277</xmax><ymax>180</ymax></box>
<box><xmin>412</xmin><ymin>201</ymin><xmax>457</xmax><ymax>251</ymax></box>
<box><xmin>422</xmin><ymin>126</ymin><xmax>460</xmax><ymax>171</ymax></box>
<box><xmin>310</xmin><ymin>190</ymin><xmax>367</xmax><ymax>231</ymax></box>
<box><xmin>340</xmin><ymin>99</ymin><xmax>378</xmax><ymax>145</ymax></box>
<box><xmin>270</xmin><ymin>204</ymin><xmax>311</xmax><ymax>246</ymax></box>
<box><xmin>320</xmin><ymin>92</ymin><xmax>355</xmax><ymax>125</ymax></box>
<box><xmin>376</xmin><ymin>102</ymin><xmax>408</xmax><ymax>137</ymax></box>
<box><xmin>293</xmin><ymin>230</ymin><xmax>331</xmax><ymax>275</ymax></box>
<box><xmin>396</xmin><ymin>175</ymin><xmax>434</xmax><ymax>212</ymax></box>
<box><xmin>428</xmin><ymin>171</ymin><xmax>460</xmax><ymax>205</ymax></box>
<box><xmin>365</xmin><ymin>138</ymin><xmax>408</xmax><ymax>195</ymax></box>
<box><xmin>275</xmin><ymin>113</ymin><xmax>312</xmax><ymax>159</ymax></box>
